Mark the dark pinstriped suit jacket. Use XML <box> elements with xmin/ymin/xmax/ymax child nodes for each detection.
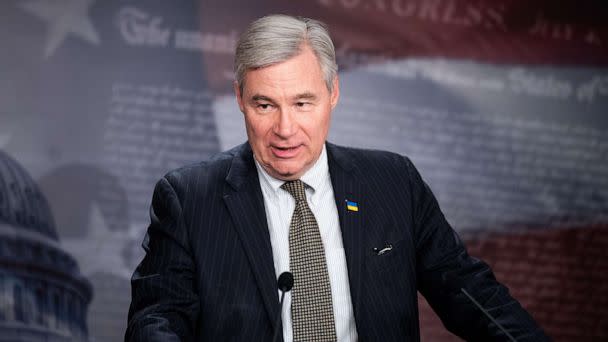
<box><xmin>126</xmin><ymin>142</ymin><xmax>549</xmax><ymax>341</ymax></box>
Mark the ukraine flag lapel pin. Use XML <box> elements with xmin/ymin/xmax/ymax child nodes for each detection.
<box><xmin>346</xmin><ymin>200</ymin><xmax>359</xmax><ymax>212</ymax></box>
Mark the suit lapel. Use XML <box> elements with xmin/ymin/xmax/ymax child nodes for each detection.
<box><xmin>222</xmin><ymin>143</ymin><xmax>368</xmax><ymax>333</ymax></box>
<box><xmin>223</xmin><ymin>144</ymin><xmax>279</xmax><ymax>331</ymax></box>
<box><xmin>327</xmin><ymin>143</ymin><xmax>367</xmax><ymax>328</ymax></box>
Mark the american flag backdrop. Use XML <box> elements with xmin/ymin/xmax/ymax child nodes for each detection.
<box><xmin>1</xmin><ymin>1</ymin><xmax>606</xmax><ymax>341</ymax></box>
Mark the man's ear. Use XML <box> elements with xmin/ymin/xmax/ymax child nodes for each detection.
<box><xmin>234</xmin><ymin>81</ymin><xmax>245</xmax><ymax>113</ymax></box>
<box><xmin>330</xmin><ymin>75</ymin><xmax>340</xmax><ymax>110</ymax></box>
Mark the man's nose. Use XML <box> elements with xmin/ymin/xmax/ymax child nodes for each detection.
<box><xmin>273</xmin><ymin>109</ymin><xmax>297</xmax><ymax>138</ymax></box>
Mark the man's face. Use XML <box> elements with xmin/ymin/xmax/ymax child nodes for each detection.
<box><xmin>235</xmin><ymin>45</ymin><xmax>339</xmax><ymax>181</ymax></box>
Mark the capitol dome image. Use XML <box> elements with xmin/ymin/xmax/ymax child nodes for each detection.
<box><xmin>0</xmin><ymin>150</ymin><xmax>92</xmax><ymax>341</ymax></box>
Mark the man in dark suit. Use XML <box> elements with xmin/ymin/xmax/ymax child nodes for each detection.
<box><xmin>126</xmin><ymin>15</ymin><xmax>549</xmax><ymax>341</ymax></box>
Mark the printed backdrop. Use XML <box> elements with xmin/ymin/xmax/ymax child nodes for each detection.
<box><xmin>1</xmin><ymin>0</ymin><xmax>607</xmax><ymax>341</ymax></box>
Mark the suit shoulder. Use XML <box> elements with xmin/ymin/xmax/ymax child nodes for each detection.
<box><xmin>160</xmin><ymin>144</ymin><xmax>245</xmax><ymax>190</ymax></box>
<box><xmin>329</xmin><ymin>143</ymin><xmax>413</xmax><ymax>170</ymax></box>
<box><xmin>328</xmin><ymin>143</ymin><xmax>424</xmax><ymax>193</ymax></box>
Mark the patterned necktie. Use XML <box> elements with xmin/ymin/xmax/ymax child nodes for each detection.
<box><xmin>281</xmin><ymin>180</ymin><xmax>337</xmax><ymax>342</ymax></box>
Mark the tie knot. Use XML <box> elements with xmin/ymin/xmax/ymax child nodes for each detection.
<box><xmin>281</xmin><ymin>180</ymin><xmax>307</xmax><ymax>203</ymax></box>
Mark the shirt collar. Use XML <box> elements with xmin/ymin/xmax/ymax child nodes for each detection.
<box><xmin>254</xmin><ymin>144</ymin><xmax>329</xmax><ymax>195</ymax></box>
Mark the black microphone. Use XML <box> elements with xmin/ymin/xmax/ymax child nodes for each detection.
<box><xmin>460</xmin><ymin>288</ymin><xmax>518</xmax><ymax>342</ymax></box>
<box><xmin>273</xmin><ymin>272</ymin><xmax>294</xmax><ymax>342</ymax></box>
<box><xmin>278</xmin><ymin>272</ymin><xmax>294</xmax><ymax>292</ymax></box>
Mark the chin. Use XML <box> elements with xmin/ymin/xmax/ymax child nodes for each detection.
<box><xmin>268</xmin><ymin>167</ymin><xmax>302</xmax><ymax>181</ymax></box>
<box><xmin>264</xmin><ymin>158</ymin><xmax>310</xmax><ymax>180</ymax></box>
<box><xmin>271</xmin><ymin>169</ymin><xmax>298</xmax><ymax>180</ymax></box>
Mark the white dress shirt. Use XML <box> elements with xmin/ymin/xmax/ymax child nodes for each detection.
<box><xmin>254</xmin><ymin>145</ymin><xmax>358</xmax><ymax>342</ymax></box>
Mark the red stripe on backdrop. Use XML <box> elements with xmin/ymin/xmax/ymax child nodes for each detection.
<box><xmin>419</xmin><ymin>225</ymin><xmax>608</xmax><ymax>341</ymax></box>
<box><xmin>199</xmin><ymin>0</ymin><xmax>608</xmax><ymax>92</ymax></box>
<box><xmin>315</xmin><ymin>0</ymin><xmax>608</xmax><ymax>65</ymax></box>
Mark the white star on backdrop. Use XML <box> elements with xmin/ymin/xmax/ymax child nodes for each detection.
<box><xmin>62</xmin><ymin>202</ymin><xmax>137</xmax><ymax>279</ymax></box>
<box><xmin>0</xmin><ymin>133</ymin><xmax>11</xmax><ymax>149</ymax></box>
<box><xmin>18</xmin><ymin>0</ymin><xmax>100</xmax><ymax>58</ymax></box>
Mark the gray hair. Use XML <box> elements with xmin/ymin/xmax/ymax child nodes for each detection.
<box><xmin>234</xmin><ymin>14</ymin><xmax>338</xmax><ymax>94</ymax></box>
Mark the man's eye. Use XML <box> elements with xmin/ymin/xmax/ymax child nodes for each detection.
<box><xmin>257</xmin><ymin>103</ymin><xmax>273</xmax><ymax>111</ymax></box>
<box><xmin>296</xmin><ymin>102</ymin><xmax>312</xmax><ymax>109</ymax></box>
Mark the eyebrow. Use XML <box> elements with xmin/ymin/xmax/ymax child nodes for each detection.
<box><xmin>251</xmin><ymin>95</ymin><xmax>274</xmax><ymax>103</ymax></box>
<box><xmin>295</xmin><ymin>92</ymin><xmax>317</xmax><ymax>101</ymax></box>
<box><xmin>250</xmin><ymin>92</ymin><xmax>318</xmax><ymax>103</ymax></box>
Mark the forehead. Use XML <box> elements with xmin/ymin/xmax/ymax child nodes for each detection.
<box><xmin>241</xmin><ymin>47</ymin><xmax>327</xmax><ymax>97</ymax></box>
